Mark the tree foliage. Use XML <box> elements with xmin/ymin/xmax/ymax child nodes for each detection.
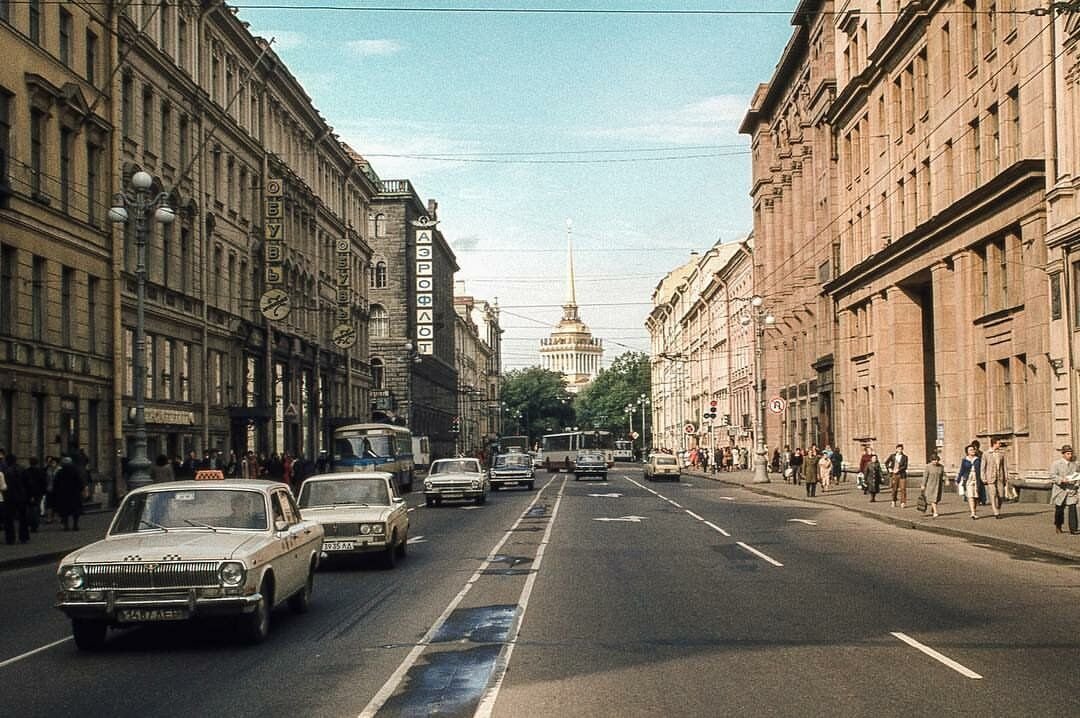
<box><xmin>572</xmin><ymin>351</ymin><xmax>651</xmax><ymax>438</ymax></box>
<box><xmin>499</xmin><ymin>367</ymin><xmax>574</xmax><ymax>442</ymax></box>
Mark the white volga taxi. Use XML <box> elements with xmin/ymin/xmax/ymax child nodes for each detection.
<box><xmin>424</xmin><ymin>457</ymin><xmax>489</xmax><ymax>507</ymax></box>
<box><xmin>55</xmin><ymin>479</ymin><xmax>323</xmax><ymax>650</ymax></box>
<box><xmin>296</xmin><ymin>472</ymin><xmax>409</xmax><ymax>568</ymax></box>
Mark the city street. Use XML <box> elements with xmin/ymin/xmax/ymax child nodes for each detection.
<box><xmin>3</xmin><ymin>466</ymin><xmax>1080</xmax><ymax>718</ymax></box>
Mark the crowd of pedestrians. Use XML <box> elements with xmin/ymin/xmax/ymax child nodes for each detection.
<box><xmin>1</xmin><ymin>448</ymin><xmax>91</xmax><ymax>544</ymax></box>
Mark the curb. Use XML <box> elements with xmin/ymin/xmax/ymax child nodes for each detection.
<box><xmin>695</xmin><ymin>472</ymin><xmax>1080</xmax><ymax>564</ymax></box>
<box><xmin>0</xmin><ymin>549</ymin><xmax>71</xmax><ymax>573</ymax></box>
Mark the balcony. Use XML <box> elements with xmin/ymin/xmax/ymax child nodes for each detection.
<box><xmin>379</xmin><ymin>179</ymin><xmax>413</xmax><ymax>195</ymax></box>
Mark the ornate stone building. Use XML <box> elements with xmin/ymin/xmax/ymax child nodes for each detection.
<box><xmin>367</xmin><ymin>183</ymin><xmax>459</xmax><ymax>461</ymax></box>
<box><xmin>539</xmin><ymin>225</ymin><xmax>603</xmax><ymax>393</ymax></box>
<box><xmin>0</xmin><ymin>2</ymin><xmax>377</xmax><ymax>498</ymax></box>
<box><xmin>454</xmin><ymin>289</ymin><xmax>502</xmax><ymax>456</ymax></box>
<box><xmin>742</xmin><ymin>1</ymin><xmax>1061</xmax><ymax>479</ymax></box>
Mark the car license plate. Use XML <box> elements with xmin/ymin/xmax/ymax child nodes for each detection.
<box><xmin>443</xmin><ymin>493</ymin><xmax>462</xmax><ymax>499</ymax></box>
<box><xmin>500</xmin><ymin>481</ymin><xmax>518</xmax><ymax>487</ymax></box>
<box><xmin>117</xmin><ymin>608</ymin><xmax>189</xmax><ymax>623</ymax></box>
<box><xmin>323</xmin><ymin>541</ymin><xmax>356</xmax><ymax>552</ymax></box>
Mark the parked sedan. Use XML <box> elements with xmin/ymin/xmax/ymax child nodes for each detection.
<box><xmin>55</xmin><ymin>480</ymin><xmax>323</xmax><ymax>650</ymax></box>
<box><xmin>573</xmin><ymin>451</ymin><xmax>609</xmax><ymax>481</ymax></box>
<box><xmin>296</xmin><ymin>471</ymin><xmax>409</xmax><ymax>568</ymax></box>
<box><xmin>490</xmin><ymin>452</ymin><xmax>536</xmax><ymax>491</ymax></box>
<box><xmin>644</xmin><ymin>453</ymin><xmax>681</xmax><ymax>482</ymax></box>
<box><xmin>424</xmin><ymin>457</ymin><xmax>489</xmax><ymax>506</ymax></box>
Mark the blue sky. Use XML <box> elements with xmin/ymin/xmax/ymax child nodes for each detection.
<box><xmin>237</xmin><ymin>1</ymin><xmax>797</xmax><ymax>369</ymax></box>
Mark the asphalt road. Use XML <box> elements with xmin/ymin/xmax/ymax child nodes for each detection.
<box><xmin>2</xmin><ymin>466</ymin><xmax>1080</xmax><ymax>718</ymax></box>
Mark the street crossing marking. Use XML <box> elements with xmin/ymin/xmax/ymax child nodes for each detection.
<box><xmin>788</xmin><ymin>519</ymin><xmax>818</xmax><ymax>526</ymax></box>
<box><xmin>587</xmin><ymin>493</ymin><xmax>624</xmax><ymax>498</ymax></box>
<box><xmin>891</xmin><ymin>632</ymin><xmax>982</xmax><ymax>679</ymax></box>
<box><xmin>593</xmin><ymin>515</ymin><xmax>648</xmax><ymax>523</ymax></box>
<box><xmin>736</xmin><ymin>541</ymin><xmax>784</xmax><ymax>567</ymax></box>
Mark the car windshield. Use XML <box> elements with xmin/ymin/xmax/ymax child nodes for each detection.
<box><xmin>655</xmin><ymin>456</ymin><xmax>678</xmax><ymax>466</ymax></box>
<box><xmin>430</xmin><ymin>460</ymin><xmax>480</xmax><ymax>475</ymax></box>
<box><xmin>298</xmin><ymin>478</ymin><xmax>391</xmax><ymax>508</ymax></box>
<box><xmin>111</xmin><ymin>489</ymin><xmax>268</xmax><ymax>533</ymax></box>
<box><xmin>578</xmin><ymin>453</ymin><xmax>603</xmax><ymax>462</ymax></box>
<box><xmin>494</xmin><ymin>455</ymin><xmax>531</xmax><ymax>468</ymax></box>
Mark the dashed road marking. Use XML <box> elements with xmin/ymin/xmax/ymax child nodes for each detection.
<box><xmin>0</xmin><ymin>637</ymin><xmax>72</xmax><ymax>669</ymax></box>
<box><xmin>891</xmin><ymin>632</ymin><xmax>982</xmax><ymax>679</ymax></box>
<box><xmin>735</xmin><ymin>541</ymin><xmax>783</xmax><ymax>567</ymax></box>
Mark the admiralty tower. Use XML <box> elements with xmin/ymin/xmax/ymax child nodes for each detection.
<box><xmin>539</xmin><ymin>221</ymin><xmax>603</xmax><ymax>394</ymax></box>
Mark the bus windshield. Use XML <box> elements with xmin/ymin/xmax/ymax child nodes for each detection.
<box><xmin>334</xmin><ymin>434</ymin><xmax>393</xmax><ymax>460</ymax></box>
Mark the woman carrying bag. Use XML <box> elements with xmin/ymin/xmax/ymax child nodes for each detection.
<box><xmin>956</xmin><ymin>444</ymin><xmax>982</xmax><ymax>519</ymax></box>
<box><xmin>921</xmin><ymin>453</ymin><xmax>945</xmax><ymax>518</ymax></box>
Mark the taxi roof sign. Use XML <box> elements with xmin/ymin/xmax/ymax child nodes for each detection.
<box><xmin>194</xmin><ymin>469</ymin><xmax>225</xmax><ymax>481</ymax></box>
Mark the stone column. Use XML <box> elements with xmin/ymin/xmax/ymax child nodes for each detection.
<box><xmin>885</xmin><ymin>285</ymin><xmax>928</xmax><ymax>461</ymax></box>
<box><xmin>930</xmin><ymin>261</ymin><xmax>957</xmax><ymax>462</ymax></box>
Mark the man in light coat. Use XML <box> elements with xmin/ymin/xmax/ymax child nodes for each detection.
<box><xmin>982</xmin><ymin>437</ymin><xmax>1008</xmax><ymax>518</ymax></box>
<box><xmin>1049</xmin><ymin>444</ymin><xmax>1079</xmax><ymax>534</ymax></box>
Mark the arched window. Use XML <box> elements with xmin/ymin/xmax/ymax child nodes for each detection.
<box><xmin>371</xmin><ymin>358</ymin><xmax>384</xmax><ymax>389</ymax></box>
<box><xmin>374</xmin><ymin>213</ymin><xmax>387</xmax><ymax>237</ymax></box>
<box><xmin>374</xmin><ymin>261</ymin><xmax>387</xmax><ymax>288</ymax></box>
<box><xmin>369</xmin><ymin>304</ymin><xmax>389</xmax><ymax>338</ymax></box>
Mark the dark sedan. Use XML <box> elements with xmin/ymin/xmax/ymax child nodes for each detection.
<box><xmin>573</xmin><ymin>451</ymin><xmax>608</xmax><ymax>481</ymax></box>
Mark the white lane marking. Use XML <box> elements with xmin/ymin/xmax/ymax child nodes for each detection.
<box><xmin>669</xmin><ymin>501</ymin><xmax>683</xmax><ymax>509</ymax></box>
<box><xmin>475</xmin><ymin>481</ymin><xmax>567</xmax><ymax>717</ymax></box>
<box><xmin>461</xmin><ymin>505</ymin><xmax>481</xmax><ymax>510</ymax></box>
<box><xmin>358</xmin><ymin>477</ymin><xmax>560</xmax><ymax>718</ymax></box>
<box><xmin>686</xmin><ymin>510</ymin><xmax>704</xmax><ymax>521</ymax></box>
<box><xmin>593</xmin><ymin>515</ymin><xmax>648</xmax><ymax>523</ymax></box>
<box><xmin>736</xmin><ymin>541</ymin><xmax>784</xmax><ymax>567</ymax></box>
<box><xmin>718</xmin><ymin>496</ymin><xmax>736</xmax><ymax>501</ymax></box>
<box><xmin>788</xmin><ymin>519</ymin><xmax>818</xmax><ymax>526</ymax></box>
<box><xmin>890</xmin><ymin>632</ymin><xmax>983</xmax><ymax>679</ymax></box>
<box><xmin>406</xmin><ymin>535</ymin><xmax>426</xmax><ymax>545</ymax></box>
<box><xmin>0</xmin><ymin>637</ymin><xmax>72</xmax><ymax>669</ymax></box>
<box><xmin>704</xmin><ymin>521</ymin><xmax>731</xmax><ymax>537</ymax></box>
<box><xmin>587</xmin><ymin>493</ymin><xmax>623</xmax><ymax>498</ymax></box>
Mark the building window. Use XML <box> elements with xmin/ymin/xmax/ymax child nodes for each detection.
<box><xmin>180</xmin><ymin>227</ymin><xmax>190</xmax><ymax>293</ymax></box>
<box><xmin>61</xmin><ymin>266</ymin><xmax>73</xmax><ymax>347</ymax></box>
<box><xmin>87</xmin><ymin>275</ymin><xmax>98</xmax><ymax>354</ymax></box>
<box><xmin>941</xmin><ymin>22</ymin><xmax>951</xmax><ymax>93</ymax></box>
<box><xmin>372</xmin><ymin>261</ymin><xmax>387</xmax><ymax>288</ymax></box>
<box><xmin>975</xmin><ymin>361</ymin><xmax>987</xmax><ymax>433</ymax></box>
<box><xmin>375</xmin><ymin>213</ymin><xmax>387</xmax><ymax>237</ymax></box>
<box><xmin>162</xmin><ymin>340</ymin><xmax>173</xmax><ymax>400</ymax></box>
<box><xmin>161</xmin><ymin>222</ymin><xmax>171</xmax><ymax>288</ymax></box>
<box><xmin>1014</xmin><ymin>354</ymin><xmax>1028</xmax><ymax>430</ymax></box>
<box><xmin>121</xmin><ymin>74</ymin><xmax>133</xmax><ymax>136</ymax></box>
<box><xmin>0</xmin><ymin>1</ymin><xmax>8</xmax><ymax>23</ymax></box>
<box><xmin>965</xmin><ymin>0</ymin><xmax>978</xmax><ymax>70</ymax></box>
<box><xmin>146</xmin><ymin>334</ymin><xmax>156</xmax><ymax>400</ymax></box>
<box><xmin>371</xmin><ymin>358</ymin><xmax>384</xmax><ymax>389</ymax></box>
<box><xmin>180</xmin><ymin>343</ymin><xmax>190</xmax><ymax>402</ymax></box>
<box><xmin>969</xmin><ymin>117</ymin><xmax>981</xmax><ymax>189</ymax></box>
<box><xmin>213</xmin><ymin>246</ymin><xmax>223</xmax><ymax>305</ymax></box>
<box><xmin>1050</xmin><ymin>272</ymin><xmax>1062</xmax><ymax>321</ymax></box>
<box><xmin>32</xmin><ymin>256</ymin><xmax>44</xmax><ymax>341</ymax></box>
<box><xmin>178</xmin><ymin>115</ymin><xmax>189</xmax><ymax>172</ymax></box>
<box><xmin>1006</xmin><ymin>86</ymin><xmax>1020</xmax><ymax>164</ymax></box>
<box><xmin>0</xmin><ymin>244</ymin><xmax>15</xmax><ymax>335</ymax></box>
<box><xmin>369</xmin><ymin>305</ymin><xmax>389</xmax><ymax>338</ymax></box>
<box><xmin>142</xmin><ymin>87</ymin><xmax>154</xmax><ymax>152</ymax></box>
<box><xmin>59</xmin><ymin>127</ymin><xmax>73</xmax><ymax>212</ymax></box>
<box><xmin>160</xmin><ymin>103</ymin><xmax>171</xmax><ymax>166</ymax></box>
<box><xmin>988</xmin><ymin>103</ymin><xmax>1000</xmax><ymax>176</ymax></box>
<box><xmin>30</xmin><ymin>109</ymin><xmax>44</xmax><ymax>197</ymax></box>
<box><xmin>177</xmin><ymin>16</ymin><xmax>188</xmax><ymax>71</ymax></box>
<box><xmin>29</xmin><ymin>0</ymin><xmax>41</xmax><ymax>45</ymax></box>
<box><xmin>59</xmin><ymin>8</ymin><xmax>72</xmax><ymax>66</ymax></box>
<box><xmin>86</xmin><ymin>30</ymin><xmax>98</xmax><ymax>85</ymax></box>
<box><xmin>86</xmin><ymin>140</ymin><xmax>101</xmax><ymax>225</ymax></box>
<box><xmin>158</xmin><ymin>0</ymin><xmax>170</xmax><ymax>53</ymax></box>
<box><xmin>0</xmin><ymin>92</ymin><xmax>10</xmax><ymax>198</ymax></box>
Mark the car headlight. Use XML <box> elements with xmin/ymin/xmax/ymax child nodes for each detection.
<box><xmin>219</xmin><ymin>561</ymin><xmax>246</xmax><ymax>587</ymax></box>
<box><xmin>371</xmin><ymin>524</ymin><xmax>385</xmax><ymax>535</ymax></box>
<box><xmin>471</xmin><ymin>480</ymin><xmax>480</xmax><ymax>489</ymax></box>
<box><xmin>424</xmin><ymin>480</ymin><xmax>433</xmax><ymax>490</ymax></box>
<box><xmin>360</xmin><ymin>524</ymin><xmax>372</xmax><ymax>535</ymax></box>
<box><xmin>59</xmin><ymin>565</ymin><xmax>85</xmax><ymax>590</ymax></box>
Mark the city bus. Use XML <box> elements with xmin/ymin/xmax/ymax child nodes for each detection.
<box><xmin>613</xmin><ymin>439</ymin><xmax>634</xmax><ymax>462</ymax></box>
<box><xmin>539</xmin><ymin>430</ymin><xmax>614</xmax><ymax>472</ymax></box>
<box><xmin>331</xmin><ymin>423</ymin><xmax>415</xmax><ymax>492</ymax></box>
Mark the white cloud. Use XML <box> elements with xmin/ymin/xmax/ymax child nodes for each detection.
<box><xmin>346</xmin><ymin>39</ymin><xmax>404</xmax><ymax>57</ymax></box>
<box><xmin>579</xmin><ymin>94</ymin><xmax>750</xmax><ymax>145</ymax></box>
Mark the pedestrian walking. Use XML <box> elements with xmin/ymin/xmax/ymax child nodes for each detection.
<box><xmin>865</xmin><ymin>454</ymin><xmax>884</xmax><ymax>501</ymax></box>
<box><xmin>24</xmin><ymin>457</ymin><xmax>47</xmax><ymax>533</ymax></box>
<box><xmin>789</xmin><ymin>447</ymin><xmax>804</xmax><ymax>485</ymax></box>
<box><xmin>53</xmin><ymin>456</ymin><xmax>86</xmax><ymax>531</ymax></box>
<box><xmin>1049</xmin><ymin>444</ymin><xmax>1080</xmax><ymax>534</ymax></box>
<box><xmin>982</xmin><ymin>437</ymin><xmax>1008</xmax><ymax>519</ymax></box>
<box><xmin>713</xmin><ymin>448</ymin><xmax>722</xmax><ymax>474</ymax></box>
<box><xmin>771</xmin><ymin>448</ymin><xmax>781</xmax><ymax>474</ymax></box>
<box><xmin>44</xmin><ymin>455</ymin><xmax>59</xmax><ymax>523</ymax></box>
<box><xmin>830</xmin><ymin>448</ymin><xmax>844</xmax><ymax>484</ymax></box>
<box><xmin>1</xmin><ymin>453</ymin><xmax>30</xmax><ymax>544</ymax></box>
<box><xmin>817</xmin><ymin>452</ymin><xmax>831</xmax><ymax>493</ymax></box>
<box><xmin>700</xmin><ymin>448</ymin><xmax>709</xmax><ymax>473</ymax></box>
<box><xmin>857</xmin><ymin>446</ymin><xmax>873</xmax><ymax>492</ymax></box>
<box><xmin>957</xmin><ymin>444</ymin><xmax>982</xmax><ymax>520</ymax></box>
<box><xmin>805</xmin><ymin>455</ymin><xmax>820</xmax><ymax>497</ymax></box>
<box><xmin>884</xmin><ymin>444</ymin><xmax>909</xmax><ymax>508</ymax></box>
<box><xmin>921</xmin><ymin>453</ymin><xmax>945</xmax><ymax>518</ymax></box>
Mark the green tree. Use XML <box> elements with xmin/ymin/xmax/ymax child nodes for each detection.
<box><xmin>499</xmin><ymin>367</ymin><xmax>574</xmax><ymax>443</ymax></box>
<box><xmin>573</xmin><ymin>351</ymin><xmax>650</xmax><ymax>438</ymax></box>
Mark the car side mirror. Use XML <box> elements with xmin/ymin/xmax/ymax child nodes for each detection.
<box><xmin>274</xmin><ymin>519</ymin><xmax>289</xmax><ymax>533</ymax></box>
<box><xmin>393</xmin><ymin>497</ymin><xmax>405</xmax><ymax>505</ymax></box>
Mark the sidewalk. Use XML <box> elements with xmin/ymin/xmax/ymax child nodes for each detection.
<box><xmin>0</xmin><ymin>509</ymin><xmax>115</xmax><ymax>572</ymax></box>
<box><xmin>689</xmin><ymin>467</ymin><xmax>1080</xmax><ymax>563</ymax></box>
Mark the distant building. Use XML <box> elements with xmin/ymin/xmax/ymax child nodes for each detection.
<box><xmin>454</xmin><ymin>287</ymin><xmax>502</xmax><ymax>456</ymax></box>
<box><xmin>539</xmin><ymin>224</ymin><xmax>603</xmax><ymax>393</ymax></box>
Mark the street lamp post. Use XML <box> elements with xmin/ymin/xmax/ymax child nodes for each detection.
<box><xmin>741</xmin><ymin>295</ymin><xmax>775</xmax><ymax>484</ymax></box>
<box><xmin>110</xmin><ymin>170</ymin><xmax>175</xmax><ymax>489</ymax></box>
<box><xmin>638</xmin><ymin>393</ymin><xmax>650</xmax><ymax>456</ymax></box>
<box><xmin>624</xmin><ymin>403</ymin><xmax>634</xmax><ymax>453</ymax></box>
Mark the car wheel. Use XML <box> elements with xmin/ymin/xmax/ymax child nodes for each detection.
<box><xmin>240</xmin><ymin>579</ymin><xmax>272</xmax><ymax>644</ymax></box>
<box><xmin>72</xmin><ymin>619</ymin><xmax>107</xmax><ymax>651</ymax></box>
<box><xmin>425</xmin><ymin>496</ymin><xmax>435</xmax><ymax>508</ymax></box>
<box><xmin>381</xmin><ymin>534</ymin><xmax>398</xmax><ymax>569</ymax></box>
<box><xmin>475</xmin><ymin>494</ymin><xmax>486</xmax><ymax>506</ymax></box>
<box><xmin>396</xmin><ymin>531</ymin><xmax>408</xmax><ymax>559</ymax></box>
<box><xmin>526</xmin><ymin>481</ymin><xmax>534</xmax><ymax>490</ymax></box>
<box><xmin>288</xmin><ymin>565</ymin><xmax>314</xmax><ymax>614</ymax></box>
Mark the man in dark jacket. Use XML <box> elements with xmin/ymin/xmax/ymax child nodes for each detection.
<box><xmin>2</xmin><ymin>453</ymin><xmax>31</xmax><ymax>544</ymax></box>
<box><xmin>53</xmin><ymin>456</ymin><xmax>86</xmax><ymax>531</ymax></box>
<box><xmin>24</xmin><ymin>457</ymin><xmax>47</xmax><ymax>533</ymax></box>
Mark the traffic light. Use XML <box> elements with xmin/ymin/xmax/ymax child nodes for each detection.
<box><xmin>704</xmin><ymin>400</ymin><xmax>718</xmax><ymax>421</ymax></box>
<box><xmin>450</xmin><ymin>416</ymin><xmax>461</xmax><ymax>434</ymax></box>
